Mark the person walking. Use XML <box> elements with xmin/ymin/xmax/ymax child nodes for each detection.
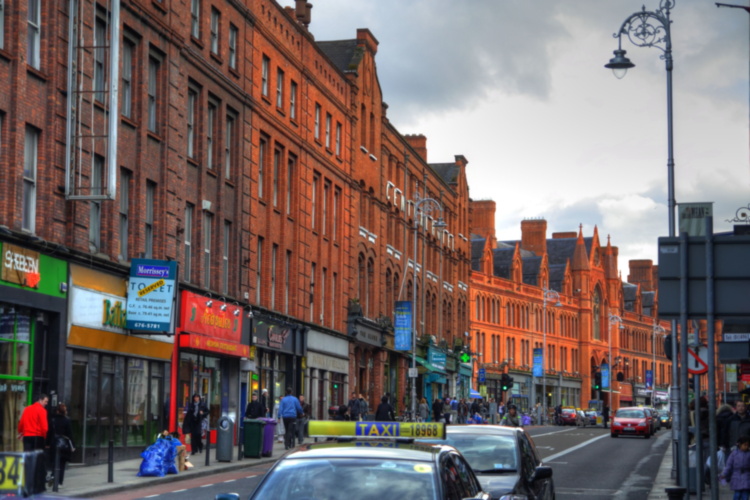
<box><xmin>602</xmin><ymin>406</ymin><xmax>611</xmax><ymax>429</ymax></box>
<box><xmin>501</xmin><ymin>405</ymin><xmax>522</xmax><ymax>427</ymax></box>
<box><xmin>721</xmin><ymin>435</ymin><xmax>750</xmax><ymax>500</ymax></box>
<box><xmin>729</xmin><ymin>401</ymin><xmax>750</xmax><ymax>451</ymax></box>
<box><xmin>18</xmin><ymin>393</ymin><xmax>49</xmax><ymax>492</ymax></box>
<box><xmin>47</xmin><ymin>403</ymin><xmax>74</xmax><ymax>487</ymax></box>
<box><xmin>718</xmin><ymin>403</ymin><xmax>736</xmax><ymax>452</ymax></box>
<box><xmin>260</xmin><ymin>388</ymin><xmax>269</xmax><ymax>417</ymax></box>
<box><xmin>458</xmin><ymin>399</ymin><xmax>469</xmax><ymax>424</ymax></box>
<box><xmin>359</xmin><ymin>393</ymin><xmax>369</xmax><ymax>421</ymax></box>
<box><xmin>183</xmin><ymin>394</ymin><xmax>208</xmax><ymax>454</ymax></box>
<box><xmin>297</xmin><ymin>395</ymin><xmax>311</xmax><ymax>445</ymax></box>
<box><xmin>443</xmin><ymin>397</ymin><xmax>452</xmax><ymax>424</ymax></box>
<box><xmin>278</xmin><ymin>387</ymin><xmax>303</xmax><ymax>450</ymax></box>
<box><xmin>418</xmin><ymin>397</ymin><xmax>430</xmax><ymax>422</ymax></box>
<box><xmin>375</xmin><ymin>396</ymin><xmax>395</xmax><ymax>421</ymax></box>
<box><xmin>348</xmin><ymin>392</ymin><xmax>362</xmax><ymax>422</ymax></box>
<box><xmin>432</xmin><ymin>398</ymin><xmax>443</xmax><ymax>423</ymax></box>
<box><xmin>245</xmin><ymin>392</ymin><xmax>264</xmax><ymax>419</ymax></box>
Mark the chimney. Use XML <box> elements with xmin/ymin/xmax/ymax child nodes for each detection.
<box><xmin>628</xmin><ymin>259</ymin><xmax>654</xmax><ymax>291</ymax></box>
<box><xmin>520</xmin><ymin>219</ymin><xmax>547</xmax><ymax>257</ymax></box>
<box><xmin>469</xmin><ymin>200</ymin><xmax>496</xmax><ymax>241</ymax></box>
<box><xmin>405</xmin><ymin>134</ymin><xmax>427</xmax><ymax>162</ymax></box>
<box><xmin>295</xmin><ymin>1</ymin><xmax>312</xmax><ymax>28</ymax></box>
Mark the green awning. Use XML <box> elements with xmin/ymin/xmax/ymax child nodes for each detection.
<box><xmin>415</xmin><ymin>356</ymin><xmax>447</xmax><ymax>375</ymax></box>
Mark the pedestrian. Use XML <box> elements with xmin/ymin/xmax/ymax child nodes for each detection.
<box><xmin>358</xmin><ymin>393</ymin><xmax>369</xmax><ymax>421</ymax></box>
<box><xmin>721</xmin><ymin>436</ymin><xmax>750</xmax><ymax>499</ymax></box>
<box><xmin>418</xmin><ymin>397</ymin><xmax>430</xmax><ymax>422</ymax></box>
<box><xmin>47</xmin><ymin>402</ymin><xmax>74</xmax><ymax>487</ymax></box>
<box><xmin>297</xmin><ymin>395</ymin><xmax>312</xmax><ymax>445</ymax></box>
<box><xmin>432</xmin><ymin>398</ymin><xmax>443</xmax><ymax>423</ymax></box>
<box><xmin>183</xmin><ymin>394</ymin><xmax>208</xmax><ymax>454</ymax></box>
<box><xmin>554</xmin><ymin>405</ymin><xmax>562</xmax><ymax>425</ymax></box>
<box><xmin>718</xmin><ymin>404</ymin><xmax>736</xmax><ymax>451</ymax></box>
<box><xmin>729</xmin><ymin>401</ymin><xmax>750</xmax><ymax>451</ymax></box>
<box><xmin>501</xmin><ymin>404</ymin><xmax>522</xmax><ymax>427</ymax></box>
<box><xmin>245</xmin><ymin>392</ymin><xmax>264</xmax><ymax>419</ymax></box>
<box><xmin>18</xmin><ymin>393</ymin><xmax>49</xmax><ymax>492</ymax></box>
<box><xmin>333</xmin><ymin>405</ymin><xmax>350</xmax><ymax>421</ymax></box>
<box><xmin>602</xmin><ymin>406</ymin><xmax>610</xmax><ymax>429</ymax></box>
<box><xmin>278</xmin><ymin>387</ymin><xmax>303</xmax><ymax>450</ymax></box>
<box><xmin>458</xmin><ymin>399</ymin><xmax>469</xmax><ymax>424</ymax></box>
<box><xmin>375</xmin><ymin>396</ymin><xmax>395</xmax><ymax>421</ymax></box>
<box><xmin>443</xmin><ymin>397</ymin><xmax>452</xmax><ymax>424</ymax></box>
<box><xmin>470</xmin><ymin>398</ymin><xmax>481</xmax><ymax>417</ymax></box>
<box><xmin>498</xmin><ymin>401</ymin><xmax>505</xmax><ymax>418</ymax></box>
<box><xmin>348</xmin><ymin>392</ymin><xmax>362</xmax><ymax>422</ymax></box>
<box><xmin>260</xmin><ymin>388</ymin><xmax>269</xmax><ymax>417</ymax></box>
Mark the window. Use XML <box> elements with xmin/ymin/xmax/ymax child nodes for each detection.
<box><xmin>222</xmin><ymin>221</ymin><xmax>230</xmax><ymax>295</ymax></box>
<box><xmin>210</xmin><ymin>9</ymin><xmax>220</xmax><ymax>54</ymax></box>
<box><xmin>325</xmin><ymin>113</ymin><xmax>331</xmax><ymax>149</ymax></box>
<box><xmin>271</xmin><ymin>244</ymin><xmax>277</xmax><ymax>310</ymax></box>
<box><xmin>89</xmin><ymin>156</ymin><xmax>103</xmax><ymax>252</ymax></box>
<box><xmin>332</xmin><ymin>272</ymin><xmax>337</xmax><ymax>325</ymax></box>
<box><xmin>310</xmin><ymin>262</ymin><xmax>316</xmax><ymax>322</ymax></box>
<box><xmin>258</xmin><ymin>137</ymin><xmax>266</xmax><ymax>198</ymax></box>
<box><xmin>190</xmin><ymin>0</ymin><xmax>200</xmax><ymax>39</ymax></box>
<box><xmin>94</xmin><ymin>16</ymin><xmax>107</xmax><ymax>103</ymax></box>
<box><xmin>145</xmin><ymin>181</ymin><xmax>155</xmax><ymax>258</ymax></box>
<box><xmin>256</xmin><ymin>237</ymin><xmax>263</xmax><ymax>304</ymax></box>
<box><xmin>121</xmin><ymin>39</ymin><xmax>134</xmax><ymax>118</ymax></box>
<box><xmin>224</xmin><ymin>113</ymin><xmax>235</xmax><ymax>179</ymax></box>
<box><xmin>333</xmin><ymin>187</ymin><xmax>341</xmax><ymax>241</ymax></box>
<box><xmin>207</xmin><ymin>100</ymin><xmax>217</xmax><ymax>169</ymax></box>
<box><xmin>276</xmin><ymin>68</ymin><xmax>284</xmax><ymax>108</ymax></box>
<box><xmin>187</xmin><ymin>88</ymin><xmax>197</xmax><ymax>159</ymax></box>
<box><xmin>284</xmin><ymin>250</ymin><xmax>291</xmax><ymax>314</ymax></box>
<box><xmin>311</xmin><ymin>173</ymin><xmax>319</xmax><ymax>231</ymax></box>
<box><xmin>321</xmin><ymin>268</ymin><xmax>327</xmax><ymax>323</ymax></box>
<box><xmin>335</xmin><ymin>122</ymin><xmax>341</xmax><ymax>156</ymax></box>
<box><xmin>27</xmin><ymin>0</ymin><xmax>40</xmax><ymax>69</ymax></box>
<box><xmin>323</xmin><ymin>180</ymin><xmax>330</xmax><ymax>236</ymax></box>
<box><xmin>228</xmin><ymin>24</ymin><xmax>238</xmax><ymax>69</ymax></box>
<box><xmin>261</xmin><ymin>56</ymin><xmax>269</xmax><ymax>96</ymax></box>
<box><xmin>290</xmin><ymin>81</ymin><xmax>297</xmax><ymax>120</ymax></box>
<box><xmin>0</xmin><ymin>0</ymin><xmax>5</xmax><ymax>50</ymax></box>
<box><xmin>272</xmin><ymin>147</ymin><xmax>280</xmax><ymax>207</ymax></box>
<box><xmin>203</xmin><ymin>211</ymin><xmax>212</xmax><ymax>288</ymax></box>
<box><xmin>148</xmin><ymin>56</ymin><xmax>160</xmax><ymax>133</ymax></box>
<box><xmin>286</xmin><ymin>155</ymin><xmax>295</xmax><ymax>215</ymax></box>
<box><xmin>119</xmin><ymin>169</ymin><xmax>131</xmax><ymax>260</ymax></box>
<box><xmin>314</xmin><ymin>104</ymin><xmax>320</xmax><ymax>140</ymax></box>
<box><xmin>22</xmin><ymin>126</ymin><xmax>38</xmax><ymax>233</ymax></box>
<box><xmin>184</xmin><ymin>203</ymin><xmax>194</xmax><ymax>282</ymax></box>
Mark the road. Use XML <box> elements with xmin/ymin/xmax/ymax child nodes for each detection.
<box><xmin>100</xmin><ymin>425</ymin><xmax>670</xmax><ymax>500</ymax></box>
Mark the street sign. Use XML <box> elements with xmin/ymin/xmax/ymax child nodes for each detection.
<box><xmin>408</xmin><ymin>367</ymin><xmax>418</xmax><ymax>378</ymax></box>
<box><xmin>478</xmin><ymin>368</ymin><xmax>486</xmax><ymax>383</ymax></box>
<box><xmin>724</xmin><ymin>333</ymin><xmax>750</xmax><ymax>342</ymax></box>
<box><xmin>686</xmin><ymin>346</ymin><xmax>709</xmax><ymax>375</ymax></box>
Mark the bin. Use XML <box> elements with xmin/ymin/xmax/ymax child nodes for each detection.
<box><xmin>260</xmin><ymin>417</ymin><xmax>277</xmax><ymax>457</ymax></box>
<box><xmin>243</xmin><ymin>419</ymin><xmax>265</xmax><ymax>458</ymax></box>
<box><xmin>216</xmin><ymin>416</ymin><xmax>234</xmax><ymax>462</ymax></box>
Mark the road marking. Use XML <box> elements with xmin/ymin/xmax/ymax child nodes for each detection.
<box><xmin>172</xmin><ymin>489</ymin><xmax>188</xmax><ymax>493</ymax></box>
<box><xmin>532</xmin><ymin>428</ymin><xmax>578</xmax><ymax>438</ymax></box>
<box><xmin>223</xmin><ymin>479</ymin><xmax>236</xmax><ymax>483</ymax></box>
<box><xmin>200</xmin><ymin>484</ymin><xmax>214</xmax><ymax>487</ymax></box>
<box><xmin>543</xmin><ymin>433</ymin><xmax>610</xmax><ymax>462</ymax></box>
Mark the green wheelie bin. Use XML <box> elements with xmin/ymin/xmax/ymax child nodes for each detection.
<box><xmin>243</xmin><ymin>419</ymin><xmax>265</xmax><ymax>458</ymax></box>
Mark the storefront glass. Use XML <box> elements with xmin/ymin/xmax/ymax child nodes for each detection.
<box><xmin>0</xmin><ymin>305</ymin><xmax>33</xmax><ymax>452</ymax></box>
<box><xmin>178</xmin><ymin>352</ymin><xmax>221</xmax><ymax>430</ymax></box>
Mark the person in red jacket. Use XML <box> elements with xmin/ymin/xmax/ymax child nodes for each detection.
<box><xmin>18</xmin><ymin>393</ymin><xmax>49</xmax><ymax>451</ymax></box>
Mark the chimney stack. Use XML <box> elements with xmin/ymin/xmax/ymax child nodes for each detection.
<box><xmin>405</xmin><ymin>134</ymin><xmax>427</xmax><ymax>162</ymax></box>
<box><xmin>520</xmin><ymin>219</ymin><xmax>547</xmax><ymax>257</ymax></box>
<box><xmin>627</xmin><ymin>259</ymin><xmax>654</xmax><ymax>291</ymax></box>
<box><xmin>469</xmin><ymin>200</ymin><xmax>496</xmax><ymax>241</ymax></box>
<box><xmin>295</xmin><ymin>1</ymin><xmax>312</xmax><ymax>28</ymax></box>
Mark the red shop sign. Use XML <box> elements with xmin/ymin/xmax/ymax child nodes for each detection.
<box><xmin>180</xmin><ymin>290</ymin><xmax>243</xmax><ymax>343</ymax></box>
<box><xmin>179</xmin><ymin>333</ymin><xmax>249</xmax><ymax>357</ymax></box>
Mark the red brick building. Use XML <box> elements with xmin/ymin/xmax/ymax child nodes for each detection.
<box><xmin>469</xmin><ymin>201</ymin><xmax>673</xmax><ymax>414</ymax></box>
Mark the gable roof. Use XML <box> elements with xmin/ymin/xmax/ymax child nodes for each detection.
<box><xmin>317</xmin><ymin>40</ymin><xmax>362</xmax><ymax>73</ymax></box>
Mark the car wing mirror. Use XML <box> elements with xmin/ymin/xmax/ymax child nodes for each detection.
<box><xmin>532</xmin><ymin>465</ymin><xmax>553</xmax><ymax>481</ymax></box>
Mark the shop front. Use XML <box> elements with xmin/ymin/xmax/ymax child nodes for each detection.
<box><xmin>346</xmin><ymin>312</ymin><xmax>388</xmax><ymax>414</ymax></box>
<box><xmin>0</xmin><ymin>242</ymin><xmax>68</xmax><ymax>453</ymax></box>
<box><xmin>419</xmin><ymin>347</ymin><xmax>448</xmax><ymax>404</ymax></box>
<box><xmin>252</xmin><ymin>313</ymin><xmax>303</xmax><ymax>415</ymax></box>
<box><xmin>304</xmin><ymin>329</ymin><xmax>349</xmax><ymax>420</ymax></box>
<box><xmin>67</xmin><ymin>264</ymin><xmax>174</xmax><ymax>464</ymax></box>
<box><xmin>457</xmin><ymin>363</ymin><xmax>472</xmax><ymax>400</ymax></box>
<box><xmin>174</xmin><ymin>291</ymin><xmax>248</xmax><ymax>444</ymax></box>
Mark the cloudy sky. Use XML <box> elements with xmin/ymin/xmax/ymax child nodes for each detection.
<box><xmin>301</xmin><ymin>0</ymin><xmax>749</xmax><ymax>278</ymax></box>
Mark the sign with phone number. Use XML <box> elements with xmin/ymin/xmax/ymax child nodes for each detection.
<box><xmin>308</xmin><ymin>421</ymin><xmax>445</xmax><ymax>439</ymax></box>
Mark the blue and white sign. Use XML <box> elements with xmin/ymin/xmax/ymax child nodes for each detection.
<box><xmin>601</xmin><ymin>362</ymin><xmax>610</xmax><ymax>390</ymax></box>
<box><xmin>126</xmin><ymin>259</ymin><xmax>178</xmax><ymax>332</ymax></box>
<box><xmin>645</xmin><ymin>370</ymin><xmax>653</xmax><ymax>390</ymax></box>
<box><xmin>394</xmin><ymin>301</ymin><xmax>412</xmax><ymax>351</ymax></box>
<box><xmin>533</xmin><ymin>348</ymin><xmax>543</xmax><ymax>377</ymax></box>
<box><xmin>478</xmin><ymin>368</ymin><xmax>486</xmax><ymax>383</ymax></box>
<box><xmin>429</xmin><ymin>349</ymin><xmax>446</xmax><ymax>371</ymax></box>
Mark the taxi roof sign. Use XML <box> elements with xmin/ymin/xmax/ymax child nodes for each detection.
<box><xmin>308</xmin><ymin>421</ymin><xmax>445</xmax><ymax>440</ymax></box>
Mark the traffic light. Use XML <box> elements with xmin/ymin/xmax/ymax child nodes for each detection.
<box><xmin>501</xmin><ymin>374</ymin><xmax>514</xmax><ymax>392</ymax></box>
<box><xmin>594</xmin><ymin>372</ymin><xmax>602</xmax><ymax>390</ymax></box>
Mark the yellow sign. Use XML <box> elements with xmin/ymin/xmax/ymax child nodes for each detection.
<box><xmin>308</xmin><ymin>421</ymin><xmax>445</xmax><ymax>439</ymax></box>
<box><xmin>0</xmin><ymin>454</ymin><xmax>24</xmax><ymax>492</ymax></box>
<box><xmin>137</xmin><ymin>278</ymin><xmax>165</xmax><ymax>297</ymax></box>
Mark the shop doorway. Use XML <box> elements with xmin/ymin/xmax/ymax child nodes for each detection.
<box><xmin>69</xmin><ymin>361</ymin><xmax>87</xmax><ymax>464</ymax></box>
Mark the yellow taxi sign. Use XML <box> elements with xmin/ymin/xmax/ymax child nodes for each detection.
<box><xmin>0</xmin><ymin>453</ymin><xmax>25</xmax><ymax>492</ymax></box>
<box><xmin>308</xmin><ymin>421</ymin><xmax>445</xmax><ymax>439</ymax></box>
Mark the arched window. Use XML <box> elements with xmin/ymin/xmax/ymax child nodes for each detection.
<box><xmin>593</xmin><ymin>288</ymin><xmax>602</xmax><ymax>340</ymax></box>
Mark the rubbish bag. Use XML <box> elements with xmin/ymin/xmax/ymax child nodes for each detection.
<box><xmin>138</xmin><ymin>436</ymin><xmax>181</xmax><ymax>477</ymax></box>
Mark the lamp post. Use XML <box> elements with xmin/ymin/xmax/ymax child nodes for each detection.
<box><xmin>652</xmin><ymin>323</ymin><xmax>666</xmax><ymax>396</ymax></box>
<box><xmin>410</xmin><ymin>196</ymin><xmax>446</xmax><ymax>418</ymax></box>
<box><xmin>542</xmin><ymin>288</ymin><xmax>561</xmax><ymax>425</ymax></box>
<box><xmin>608</xmin><ymin>314</ymin><xmax>624</xmax><ymax>400</ymax></box>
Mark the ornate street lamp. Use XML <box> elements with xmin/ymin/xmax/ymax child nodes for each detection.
<box><xmin>542</xmin><ymin>288</ymin><xmax>561</xmax><ymax>424</ymax></box>
<box><xmin>608</xmin><ymin>313</ymin><xmax>624</xmax><ymax>396</ymax></box>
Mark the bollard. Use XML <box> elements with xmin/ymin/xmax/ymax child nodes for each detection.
<box><xmin>238</xmin><ymin>425</ymin><xmax>243</xmax><ymax>461</ymax></box>
<box><xmin>205</xmin><ymin>435</ymin><xmax>210</xmax><ymax>466</ymax></box>
<box><xmin>108</xmin><ymin>440</ymin><xmax>114</xmax><ymax>483</ymax></box>
<box><xmin>665</xmin><ymin>487</ymin><xmax>687</xmax><ymax>500</ymax></box>
<box><xmin>52</xmin><ymin>446</ymin><xmax>60</xmax><ymax>492</ymax></box>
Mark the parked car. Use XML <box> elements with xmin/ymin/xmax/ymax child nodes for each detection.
<box><xmin>584</xmin><ymin>409</ymin><xmax>600</xmax><ymax>426</ymax></box>
<box><xmin>611</xmin><ymin>407</ymin><xmax>652</xmax><ymax>438</ymax></box>
<box><xmin>656</xmin><ymin>410</ymin><xmax>672</xmax><ymax>429</ymax></box>
<box><xmin>419</xmin><ymin>425</ymin><xmax>555</xmax><ymax>500</ymax></box>
<box><xmin>643</xmin><ymin>407</ymin><xmax>660</xmax><ymax>434</ymax></box>
<box><xmin>558</xmin><ymin>407</ymin><xmax>577</xmax><ymax>425</ymax></box>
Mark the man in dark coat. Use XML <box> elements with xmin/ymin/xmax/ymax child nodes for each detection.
<box><xmin>245</xmin><ymin>392</ymin><xmax>264</xmax><ymax>419</ymax></box>
<box><xmin>183</xmin><ymin>394</ymin><xmax>209</xmax><ymax>454</ymax></box>
<box><xmin>374</xmin><ymin>396</ymin><xmax>395</xmax><ymax>421</ymax></box>
<box><xmin>602</xmin><ymin>406</ymin><xmax>610</xmax><ymax>428</ymax></box>
<box><xmin>432</xmin><ymin>398</ymin><xmax>443</xmax><ymax>422</ymax></box>
<box><xmin>348</xmin><ymin>392</ymin><xmax>362</xmax><ymax>421</ymax></box>
<box><xmin>729</xmin><ymin>401</ymin><xmax>750</xmax><ymax>450</ymax></box>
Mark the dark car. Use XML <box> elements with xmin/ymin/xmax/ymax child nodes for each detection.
<box><xmin>217</xmin><ymin>421</ymin><xmax>490</xmax><ymax>500</ymax></box>
<box><xmin>419</xmin><ymin>425</ymin><xmax>554</xmax><ymax>500</ymax></box>
<box><xmin>657</xmin><ymin>410</ymin><xmax>672</xmax><ymax>429</ymax></box>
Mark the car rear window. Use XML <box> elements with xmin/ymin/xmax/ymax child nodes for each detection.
<box><xmin>422</xmin><ymin>434</ymin><xmax>517</xmax><ymax>472</ymax></box>
<box><xmin>616</xmin><ymin>409</ymin><xmax>645</xmax><ymax>418</ymax></box>
<box><xmin>252</xmin><ymin>458</ymin><xmax>438</xmax><ymax>500</ymax></box>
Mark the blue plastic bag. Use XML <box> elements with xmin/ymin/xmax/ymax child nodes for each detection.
<box><xmin>137</xmin><ymin>436</ymin><xmax>181</xmax><ymax>477</ymax></box>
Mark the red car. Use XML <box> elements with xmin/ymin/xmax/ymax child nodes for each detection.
<box><xmin>611</xmin><ymin>407</ymin><xmax>652</xmax><ymax>438</ymax></box>
<box><xmin>558</xmin><ymin>408</ymin><xmax>577</xmax><ymax>425</ymax></box>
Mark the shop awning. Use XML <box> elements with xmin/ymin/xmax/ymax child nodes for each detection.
<box><xmin>469</xmin><ymin>388</ymin><xmax>482</xmax><ymax>399</ymax></box>
<box><xmin>414</xmin><ymin>356</ymin><xmax>447</xmax><ymax>375</ymax></box>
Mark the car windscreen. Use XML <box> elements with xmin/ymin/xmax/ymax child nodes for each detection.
<box><xmin>251</xmin><ymin>458</ymin><xmax>439</xmax><ymax>500</ymax></box>
<box><xmin>422</xmin><ymin>434</ymin><xmax>517</xmax><ymax>473</ymax></box>
<box><xmin>615</xmin><ymin>409</ymin><xmax>645</xmax><ymax>419</ymax></box>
